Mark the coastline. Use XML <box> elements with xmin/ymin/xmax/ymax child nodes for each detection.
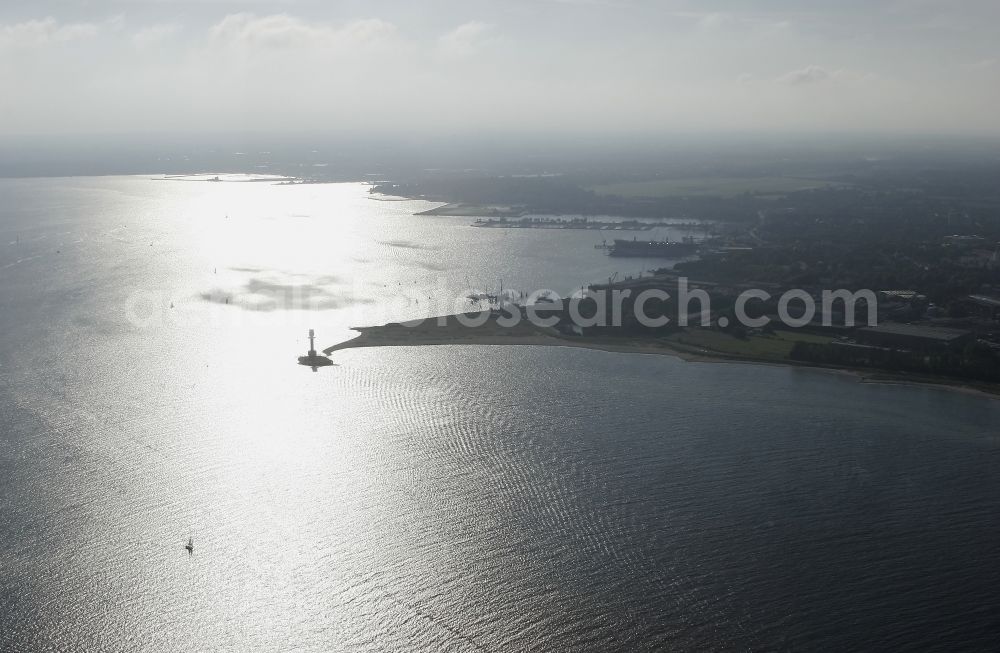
<box><xmin>414</xmin><ymin>202</ymin><xmax>525</xmax><ymax>218</ymax></box>
<box><xmin>324</xmin><ymin>316</ymin><xmax>1000</xmax><ymax>401</ymax></box>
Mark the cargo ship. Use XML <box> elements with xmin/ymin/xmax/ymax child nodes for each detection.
<box><xmin>607</xmin><ymin>236</ymin><xmax>699</xmax><ymax>258</ymax></box>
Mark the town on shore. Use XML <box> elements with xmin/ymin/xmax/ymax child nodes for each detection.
<box><xmin>353</xmin><ymin>161</ymin><xmax>1000</xmax><ymax>394</ymax></box>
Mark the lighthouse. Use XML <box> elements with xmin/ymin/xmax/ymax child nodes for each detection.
<box><xmin>298</xmin><ymin>329</ymin><xmax>334</xmax><ymax>371</ymax></box>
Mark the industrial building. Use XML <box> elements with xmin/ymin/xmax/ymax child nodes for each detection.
<box><xmin>856</xmin><ymin>323</ymin><xmax>974</xmax><ymax>351</ymax></box>
<box><xmin>964</xmin><ymin>295</ymin><xmax>1000</xmax><ymax>322</ymax></box>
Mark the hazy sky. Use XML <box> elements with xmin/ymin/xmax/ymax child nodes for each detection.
<box><xmin>2</xmin><ymin>0</ymin><xmax>999</xmax><ymax>136</ymax></box>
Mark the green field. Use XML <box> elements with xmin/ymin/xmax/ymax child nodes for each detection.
<box><xmin>669</xmin><ymin>329</ymin><xmax>834</xmax><ymax>360</ymax></box>
<box><xmin>590</xmin><ymin>176</ymin><xmax>847</xmax><ymax>199</ymax></box>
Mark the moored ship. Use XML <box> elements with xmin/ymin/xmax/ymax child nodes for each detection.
<box><xmin>607</xmin><ymin>236</ymin><xmax>699</xmax><ymax>257</ymax></box>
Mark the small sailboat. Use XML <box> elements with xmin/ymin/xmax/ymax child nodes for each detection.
<box><xmin>185</xmin><ymin>537</ymin><xmax>194</xmax><ymax>553</ymax></box>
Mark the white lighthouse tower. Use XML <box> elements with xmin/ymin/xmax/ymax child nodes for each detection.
<box><xmin>298</xmin><ymin>329</ymin><xmax>333</xmax><ymax>371</ymax></box>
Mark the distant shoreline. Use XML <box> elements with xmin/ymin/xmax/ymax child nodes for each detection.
<box><xmin>324</xmin><ymin>315</ymin><xmax>1000</xmax><ymax>401</ymax></box>
<box><xmin>414</xmin><ymin>202</ymin><xmax>526</xmax><ymax>218</ymax></box>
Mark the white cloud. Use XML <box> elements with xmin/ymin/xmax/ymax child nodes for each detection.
<box><xmin>670</xmin><ymin>10</ymin><xmax>791</xmax><ymax>33</ymax></box>
<box><xmin>107</xmin><ymin>14</ymin><xmax>126</xmax><ymax>33</ymax></box>
<box><xmin>0</xmin><ymin>17</ymin><xmax>100</xmax><ymax>48</ymax></box>
<box><xmin>209</xmin><ymin>13</ymin><xmax>396</xmax><ymax>51</ymax></box>
<box><xmin>437</xmin><ymin>21</ymin><xmax>493</xmax><ymax>59</ymax></box>
<box><xmin>777</xmin><ymin>65</ymin><xmax>832</xmax><ymax>86</ymax></box>
<box><xmin>0</xmin><ymin>4</ymin><xmax>998</xmax><ymax>136</ymax></box>
<box><xmin>697</xmin><ymin>12</ymin><xmax>734</xmax><ymax>30</ymax></box>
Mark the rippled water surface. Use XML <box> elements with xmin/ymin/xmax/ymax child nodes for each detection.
<box><xmin>1</xmin><ymin>177</ymin><xmax>999</xmax><ymax>651</ymax></box>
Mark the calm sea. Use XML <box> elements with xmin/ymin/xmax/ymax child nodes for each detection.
<box><xmin>1</xmin><ymin>176</ymin><xmax>998</xmax><ymax>651</ymax></box>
